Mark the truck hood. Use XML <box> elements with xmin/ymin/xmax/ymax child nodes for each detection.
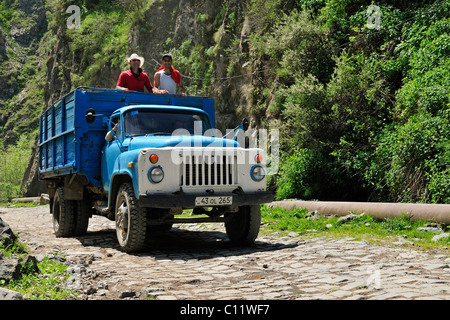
<box><xmin>125</xmin><ymin>135</ymin><xmax>240</xmax><ymax>150</ymax></box>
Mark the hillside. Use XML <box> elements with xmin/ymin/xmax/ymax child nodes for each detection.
<box><xmin>0</xmin><ymin>0</ymin><xmax>448</xmax><ymax>203</ymax></box>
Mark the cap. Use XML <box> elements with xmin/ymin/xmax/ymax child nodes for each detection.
<box><xmin>162</xmin><ymin>53</ymin><xmax>172</xmax><ymax>60</ymax></box>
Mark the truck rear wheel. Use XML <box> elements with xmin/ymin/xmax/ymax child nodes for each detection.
<box><xmin>52</xmin><ymin>187</ymin><xmax>75</xmax><ymax>237</ymax></box>
<box><xmin>74</xmin><ymin>196</ymin><xmax>91</xmax><ymax>236</ymax></box>
<box><xmin>115</xmin><ymin>183</ymin><xmax>146</xmax><ymax>252</ymax></box>
<box><xmin>225</xmin><ymin>205</ymin><xmax>261</xmax><ymax>245</ymax></box>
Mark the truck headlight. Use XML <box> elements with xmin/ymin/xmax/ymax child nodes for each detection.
<box><xmin>148</xmin><ymin>166</ymin><xmax>164</xmax><ymax>184</ymax></box>
<box><xmin>250</xmin><ymin>165</ymin><xmax>265</xmax><ymax>182</ymax></box>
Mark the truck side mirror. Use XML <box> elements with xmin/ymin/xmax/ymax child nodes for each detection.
<box><xmin>86</xmin><ymin>108</ymin><xmax>105</xmax><ymax>124</ymax></box>
<box><xmin>86</xmin><ymin>108</ymin><xmax>96</xmax><ymax>124</ymax></box>
<box><xmin>242</xmin><ymin>118</ymin><xmax>249</xmax><ymax>131</ymax></box>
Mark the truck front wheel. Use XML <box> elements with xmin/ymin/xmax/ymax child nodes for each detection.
<box><xmin>115</xmin><ymin>183</ymin><xmax>146</xmax><ymax>252</ymax></box>
<box><xmin>52</xmin><ymin>187</ymin><xmax>75</xmax><ymax>237</ymax></box>
<box><xmin>225</xmin><ymin>205</ymin><xmax>261</xmax><ymax>245</ymax></box>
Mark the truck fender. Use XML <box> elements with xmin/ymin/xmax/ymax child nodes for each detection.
<box><xmin>108</xmin><ymin>173</ymin><xmax>133</xmax><ymax>211</ymax></box>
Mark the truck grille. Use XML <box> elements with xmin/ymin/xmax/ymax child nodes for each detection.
<box><xmin>182</xmin><ymin>151</ymin><xmax>238</xmax><ymax>187</ymax></box>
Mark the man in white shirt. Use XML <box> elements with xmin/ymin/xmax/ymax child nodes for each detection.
<box><xmin>154</xmin><ymin>54</ymin><xmax>186</xmax><ymax>96</ymax></box>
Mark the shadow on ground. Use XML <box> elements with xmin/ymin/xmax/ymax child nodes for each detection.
<box><xmin>75</xmin><ymin>225</ymin><xmax>296</xmax><ymax>261</ymax></box>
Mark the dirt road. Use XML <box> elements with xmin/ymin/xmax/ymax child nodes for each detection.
<box><xmin>1</xmin><ymin>205</ymin><xmax>449</xmax><ymax>301</ymax></box>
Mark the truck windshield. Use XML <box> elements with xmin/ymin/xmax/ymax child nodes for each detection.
<box><xmin>123</xmin><ymin>109</ymin><xmax>211</xmax><ymax>137</ymax></box>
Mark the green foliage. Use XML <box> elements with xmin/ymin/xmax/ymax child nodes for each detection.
<box><xmin>68</xmin><ymin>6</ymin><xmax>130</xmax><ymax>87</ymax></box>
<box><xmin>0</xmin><ymin>0</ymin><xmax>15</xmax><ymax>31</ymax></box>
<box><xmin>276</xmin><ymin>149</ymin><xmax>337</xmax><ymax>200</ymax></box>
<box><xmin>395</xmin><ymin>17</ymin><xmax>450</xmax><ymax>120</ymax></box>
<box><xmin>0</xmin><ymin>237</ymin><xmax>27</xmax><ymax>258</ymax></box>
<box><xmin>168</xmin><ymin>40</ymin><xmax>214</xmax><ymax>96</ymax></box>
<box><xmin>0</xmin><ymin>136</ymin><xmax>34</xmax><ymax>202</ymax></box>
<box><xmin>425</xmin><ymin>146</ymin><xmax>450</xmax><ymax>204</ymax></box>
<box><xmin>248</xmin><ymin>0</ymin><xmax>291</xmax><ymax>33</ymax></box>
<box><xmin>367</xmin><ymin>112</ymin><xmax>450</xmax><ymax>203</ymax></box>
<box><xmin>252</xmin><ymin>8</ymin><xmax>334</xmax><ymax>84</ymax></box>
<box><xmin>250</xmin><ymin>0</ymin><xmax>449</xmax><ymax>204</ymax></box>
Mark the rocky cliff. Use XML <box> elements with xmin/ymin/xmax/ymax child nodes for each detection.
<box><xmin>0</xmin><ymin>0</ymin><xmax>47</xmax><ymax>145</ymax></box>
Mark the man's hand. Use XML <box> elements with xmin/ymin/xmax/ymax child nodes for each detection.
<box><xmin>153</xmin><ymin>88</ymin><xmax>169</xmax><ymax>95</ymax></box>
<box><xmin>116</xmin><ymin>85</ymin><xmax>129</xmax><ymax>92</ymax></box>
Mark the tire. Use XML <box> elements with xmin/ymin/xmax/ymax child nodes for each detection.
<box><xmin>115</xmin><ymin>183</ymin><xmax>146</xmax><ymax>252</ymax></box>
<box><xmin>74</xmin><ymin>194</ymin><xmax>91</xmax><ymax>236</ymax></box>
<box><xmin>52</xmin><ymin>187</ymin><xmax>76</xmax><ymax>237</ymax></box>
<box><xmin>225</xmin><ymin>205</ymin><xmax>261</xmax><ymax>245</ymax></box>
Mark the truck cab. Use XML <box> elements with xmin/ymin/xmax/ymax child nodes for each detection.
<box><xmin>39</xmin><ymin>88</ymin><xmax>273</xmax><ymax>252</ymax></box>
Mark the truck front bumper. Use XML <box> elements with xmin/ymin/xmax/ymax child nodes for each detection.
<box><xmin>138</xmin><ymin>191</ymin><xmax>274</xmax><ymax>209</ymax></box>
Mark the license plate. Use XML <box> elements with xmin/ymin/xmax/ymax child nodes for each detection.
<box><xmin>195</xmin><ymin>196</ymin><xmax>233</xmax><ymax>206</ymax></box>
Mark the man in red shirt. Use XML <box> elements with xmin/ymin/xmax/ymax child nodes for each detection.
<box><xmin>116</xmin><ymin>54</ymin><xmax>163</xmax><ymax>94</ymax></box>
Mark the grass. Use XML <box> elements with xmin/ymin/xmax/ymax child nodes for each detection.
<box><xmin>260</xmin><ymin>205</ymin><xmax>450</xmax><ymax>250</ymax></box>
<box><xmin>0</xmin><ymin>201</ymin><xmax>44</xmax><ymax>208</ymax></box>
<box><xmin>0</xmin><ymin>238</ymin><xmax>79</xmax><ymax>300</ymax></box>
<box><xmin>4</xmin><ymin>258</ymin><xmax>78</xmax><ymax>300</ymax></box>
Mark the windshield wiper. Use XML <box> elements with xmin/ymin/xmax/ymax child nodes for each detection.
<box><xmin>145</xmin><ymin>132</ymin><xmax>172</xmax><ymax>136</ymax></box>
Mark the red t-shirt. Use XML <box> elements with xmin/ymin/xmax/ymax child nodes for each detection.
<box><xmin>117</xmin><ymin>69</ymin><xmax>153</xmax><ymax>92</ymax></box>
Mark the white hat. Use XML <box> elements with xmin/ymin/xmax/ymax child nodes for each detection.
<box><xmin>127</xmin><ymin>53</ymin><xmax>145</xmax><ymax>68</ymax></box>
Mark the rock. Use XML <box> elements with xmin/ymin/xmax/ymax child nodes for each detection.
<box><xmin>431</xmin><ymin>233</ymin><xmax>450</xmax><ymax>242</ymax></box>
<box><xmin>97</xmin><ymin>281</ymin><xmax>109</xmax><ymax>290</ymax></box>
<box><xmin>9</xmin><ymin>0</ymin><xmax>47</xmax><ymax>48</ymax></box>
<box><xmin>0</xmin><ymin>217</ymin><xmax>17</xmax><ymax>248</ymax></box>
<box><xmin>40</xmin><ymin>193</ymin><xmax>50</xmax><ymax>204</ymax></box>
<box><xmin>96</xmin><ymin>289</ymin><xmax>108</xmax><ymax>297</ymax></box>
<box><xmin>0</xmin><ymin>287</ymin><xmax>23</xmax><ymax>300</ymax></box>
<box><xmin>0</xmin><ymin>255</ymin><xmax>22</xmax><ymax>283</ymax></box>
<box><xmin>23</xmin><ymin>255</ymin><xmax>39</xmax><ymax>274</ymax></box>
<box><xmin>118</xmin><ymin>290</ymin><xmax>136</xmax><ymax>299</ymax></box>
<box><xmin>394</xmin><ymin>236</ymin><xmax>413</xmax><ymax>245</ymax></box>
<box><xmin>85</xmin><ymin>286</ymin><xmax>97</xmax><ymax>295</ymax></box>
<box><xmin>306</xmin><ymin>210</ymin><xmax>322</xmax><ymax>221</ymax></box>
<box><xmin>338</xmin><ymin>214</ymin><xmax>357</xmax><ymax>224</ymax></box>
<box><xmin>417</xmin><ymin>227</ymin><xmax>442</xmax><ymax>233</ymax></box>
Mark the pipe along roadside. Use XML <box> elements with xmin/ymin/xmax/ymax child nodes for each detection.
<box><xmin>268</xmin><ymin>201</ymin><xmax>450</xmax><ymax>225</ymax></box>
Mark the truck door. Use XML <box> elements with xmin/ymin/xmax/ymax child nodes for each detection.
<box><xmin>101</xmin><ymin>115</ymin><xmax>122</xmax><ymax>193</ymax></box>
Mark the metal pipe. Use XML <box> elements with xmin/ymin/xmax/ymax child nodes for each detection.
<box><xmin>268</xmin><ymin>201</ymin><xmax>450</xmax><ymax>225</ymax></box>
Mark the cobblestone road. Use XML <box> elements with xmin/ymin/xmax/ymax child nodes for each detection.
<box><xmin>1</xmin><ymin>206</ymin><xmax>449</xmax><ymax>300</ymax></box>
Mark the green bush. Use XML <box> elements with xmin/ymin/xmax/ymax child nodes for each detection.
<box><xmin>0</xmin><ymin>136</ymin><xmax>33</xmax><ymax>202</ymax></box>
<box><xmin>366</xmin><ymin>111</ymin><xmax>450</xmax><ymax>203</ymax></box>
<box><xmin>396</xmin><ymin>59</ymin><xmax>450</xmax><ymax>119</ymax></box>
<box><xmin>276</xmin><ymin>149</ymin><xmax>338</xmax><ymax>200</ymax></box>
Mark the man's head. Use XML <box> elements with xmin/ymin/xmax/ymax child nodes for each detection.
<box><xmin>128</xmin><ymin>53</ymin><xmax>144</xmax><ymax>69</ymax></box>
<box><xmin>162</xmin><ymin>53</ymin><xmax>172</xmax><ymax>68</ymax></box>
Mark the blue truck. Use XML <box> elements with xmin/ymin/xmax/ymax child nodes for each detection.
<box><xmin>39</xmin><ymin>87</ymin><xmax>273</xmax><ymax>252</ymax></box>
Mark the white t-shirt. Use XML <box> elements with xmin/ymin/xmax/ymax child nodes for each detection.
<box><xmin>157</xmin><ymin>70</ymin><xmax>177</xmax><ymax>94</ymax></box>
